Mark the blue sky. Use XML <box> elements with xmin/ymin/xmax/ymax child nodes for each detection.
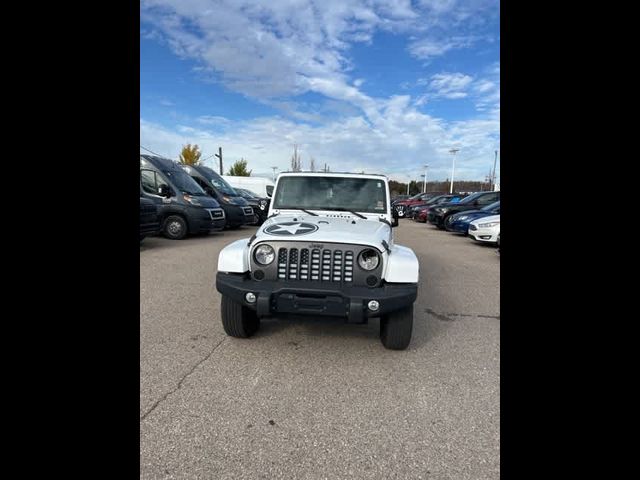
<box><xmin>140</xmin><ymin>0</ymin><xmax>500</xmax><ymax>183</ymax></box>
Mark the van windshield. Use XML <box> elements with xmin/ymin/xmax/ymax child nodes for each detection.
<box><xmin>163</xmin><ymin>169</ymin><xmax>206</xmax><ymax>196</ymax></box>
<box><xmin>273</xmin><ymin>176</ymin><xmax>387</xmax><ymax>214</ymax></box>
<box><xmin>198</xmin><ymin>166</ymin><xmax>238</xmax><ymax>196</ymax></box>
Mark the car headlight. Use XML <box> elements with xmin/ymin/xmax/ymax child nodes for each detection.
<box><xmin>478</xmin><ymin>221</ymin><xmax>500</xmax><ymax>228</ymax></box>
<box><xmin>358</xmin><ymin>249</ymin><xmax>380</xmax><ymax>271</ymax></box>
<box><xmin>259</xmin><ymin>200</ymin><xmax>267</xmax><ymax>210</ymax></box>
<box><xmin>457</xmin><ymin>215</ymin><xmax>468</xmax><ymax>221</ymax></box>
<box><xmin>439</xmin><ymin>207</ymin><xmax>449</xmax><ymax>213</ymax></box>
<box><xmin>254</xmin><ymin>244</ymin><xmax>275</xmax><ymax>265</ymax></box>
<box><xmin>183</xmin><ymin>194</ymin><xmax>202</xmax><ymax>206</ymax></box>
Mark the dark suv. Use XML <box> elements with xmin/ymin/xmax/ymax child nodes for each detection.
<box><xmin>428</xmin><ymin>191</ymin><xmax>500</xmax><ymax>229</ymax></box>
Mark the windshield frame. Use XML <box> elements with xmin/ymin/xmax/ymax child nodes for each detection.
<box><xmin>272</xmin><ymin>175</ymin><xmax>389</xmax><ymax>215</ymax></box>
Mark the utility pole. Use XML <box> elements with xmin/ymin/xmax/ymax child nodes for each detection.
<box><xmin>449</xmin><ymin>148</ymin><xmax>459</xmax><ymax>194</ymax></box>
<box><xmin>423</xmin><ymin>164</ymin><xmax>429</xmax><ymax>193</ymax></box>
<box><xmin>271</xmin><ymin>166</ymin><xmax>278</xmax><ymax>182</ymax></box>
<box><xmin>492</xmin><ymin>150</ymin><xmax>498</xmax><ymax>191</ymax></box>
<box><xmin>214</xmin><ymin>147</ymin><xmax>223</xmax><ymax>175</ymax></box>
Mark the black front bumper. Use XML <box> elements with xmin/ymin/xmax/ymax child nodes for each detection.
<box><xmin>222</xmin><ymin>205</ymin><xmax>253</xmax><ymax>226</ymax></box>
<box><xmin>216</xmin><ymin>272</ymin><xmax>418</xmax><ymax>324</ymax></box>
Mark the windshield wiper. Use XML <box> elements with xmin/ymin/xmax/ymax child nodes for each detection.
<box><xmin>326</xmin><ymin>208</ymin><xmax>366</xmax><ymax>219</ymax></box>
<box><xmin>276</xmin><ymin>207</ymin><xmax>318</xmax><ymax>216</ymax></box>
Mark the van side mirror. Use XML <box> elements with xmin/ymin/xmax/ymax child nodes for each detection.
<box><xmin>158</xmin><ymin>185</ymin><xmax>171</xmax><ymax>197</ymax></box>
<box><xmin>391</xmin><ymin>209</ymin><xmax>399</xmax><ymax>227</ymax></box>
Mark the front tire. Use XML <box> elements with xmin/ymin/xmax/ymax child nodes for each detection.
<box><xmin>221</xmin><ymin>295</ymin><xmax>260</xmax><ymax>338</ymax></box>
<box><xmin>162</xmin><ymin>215</ymin><xmax>188</xmax><ymax>240</ymax></box>
<box><xmin>380</xmin><ymin>305</ymin><xmax>413</xmax><ymax>350</ymax></box>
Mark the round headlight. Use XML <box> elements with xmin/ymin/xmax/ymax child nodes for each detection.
<box><xmin>358</xmin><ymin>249</ymin><xmax>380</xmax><ymax>271</ymax></box>
<box><xmin>254</xmin><ymin>244</ymin><xmax>275</xmax><ymax>265</ymax></box>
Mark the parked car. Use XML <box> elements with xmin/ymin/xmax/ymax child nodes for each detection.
<box><xmin>393</xmin><ymin>192</ymin><xmax>445</xmax><ymax>217</ymax></box>
<box><xmin>409</xmin><ymin>194</ymin><xmax>464</xmax><ymax>220</ymax></box>
<box><xmin>428</xmin><ymin>191</ymin><xmax>500</xmax><ymax>229</ymax></box>
<box><xmin>181</xmin><ymin>164</ymin><xmax>255</xmax><ymax>229</ymax></box>
<box><xmin>223</xmin><ymin>175</ymin><xmax>275</xmax><ymax>198</ymax></box>
<box><xmin>468</xmin><ymin>215</ymin><xmax>500</xmax><ymax>245</ymax></box>
<box><xmin>139</xmin><ymin>195</ymin><xmax>161</xmax><ymax>242</ymax></box>
<box><xmin>235</xmin><ymin>188</ymin><xmax>270</xmax><ymax>225</ymax></box>
<box><xmin>140</xmin><ymin>155</ymin><xmax>226</xmax><ymax>239</ymax></box>
<box><xmin>444</xmin><ymin>201</ymin><xmax>500</xmax><ymax>234</ymax></box>
<box><xmin>215</xmin><ymin>171</ymin><xmax>418</xmax><ymax>350</ymax></box>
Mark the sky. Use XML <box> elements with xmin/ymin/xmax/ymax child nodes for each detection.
<box><xmin>140</xmin><ymin>0</ymin><xmax>500</xmax><ymax>184</ymax></box>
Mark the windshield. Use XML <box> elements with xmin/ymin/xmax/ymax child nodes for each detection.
<box><xmin>273</xmin><ymin>176</ymin><xmax>388</xmax><ymax>214</ymax></box>
<box><xmin>198</xmin><ymin>166</ymin><xmax>238</xmax><ymax>196</ymax></box>
<box><xmin>482</xmin><ymin>201</ymin><xmax>500</xmax><ymax>211</ymax></box>
<box><xmin>163</xmin><ymin>169</ymin><xmax>206</xmax><ymax>195</ymax></box>
<box><xmin>458</xmin><ymin>191</ymin><xmax>484</xmax><ymax>204</ymax></box>
<box><xmin>237</xmin><ymin>188</ymin><xmax>256</xmax><ymax>199</ymax></box>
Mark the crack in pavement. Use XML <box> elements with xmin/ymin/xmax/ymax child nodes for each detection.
<box><xmin>140</xmin><ymin>337</ymin><xmax>227</xmax><ymax>422</ymax></box>
<box><xmin>424</xmin><ymin>308</ymin><xmax>500</xmax><ymax>322</ymax></box>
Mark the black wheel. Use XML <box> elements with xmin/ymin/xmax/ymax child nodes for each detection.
<box><xmin>380</xmin><ymin>305</ymin><xmax>413</xmax><ymax>350</ymax></box>
<box><xmin>221</xmin><ymin>295</ymin><xmax>260</xmax><ymax>338</ymax></box>
<box><xmin>162</xmin><ymin>215</ymin><xmax>188</xmax><ymax>240</ymax></box>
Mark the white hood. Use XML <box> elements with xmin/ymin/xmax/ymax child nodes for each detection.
<box><xmin>254</xmin><ymin>214</ymin><xmax>392</xmax><ymax>250</ymax></box>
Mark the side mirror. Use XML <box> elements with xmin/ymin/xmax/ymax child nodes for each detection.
<box><xmin>391</xmin><ymin>209</ymin><xmax>399</xmax><ymax>227</ymax></box>
<box><xmin>158</xmin><ymin>185</ymin><xmax>171</xmax><ymax>197</ymax></box>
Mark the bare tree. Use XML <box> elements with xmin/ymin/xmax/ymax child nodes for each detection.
<box><xmin>290</xmin><ymin>144</ymin><xmax>302</xmax><ymax>172</ymax></box>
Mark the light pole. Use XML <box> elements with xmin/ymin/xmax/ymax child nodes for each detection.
<box><xmin>492</xmin><ymin>150</ymin><xmax>498</xmax><ymax>191</ymax></box>
<box><xmin>422</xmin><ymin>164</ymin><xmax>429</xmax><ymax>193</ymax></box>
<box><xmin>449</xmin><ymin>148</ymin><xmax>459</xmax><ymax>194</ymax></box>
<box><xmin>271</xmin><ymin>166</ymin><xmax>278</xmax><ymax>182</ymax></box>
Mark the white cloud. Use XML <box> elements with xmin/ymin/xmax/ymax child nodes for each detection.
<box><xmin>141</xmin><ymin>98</ymin><xmax>499</xmax><ymax>181</ymax></box>
<box><xmin>159</xmin><ymin>99</ymin><xmax>175</xmax><ymax>106</ymax></box>
<box><xmin>427</xmin><ymin>72</ymin><xmax>474</xmax><ymax>99</ymax></box>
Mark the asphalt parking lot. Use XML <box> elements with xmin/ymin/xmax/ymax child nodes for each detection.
<box><xmin>140</xmin><ymin>220</ymin><xmax>500</xmax><ymax>479</ymax></box>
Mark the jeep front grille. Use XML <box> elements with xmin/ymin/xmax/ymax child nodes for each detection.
<box><xmin>276</xmin><ymin>247</ymin><xmax>355</xmax><ymax>283</ymax></box>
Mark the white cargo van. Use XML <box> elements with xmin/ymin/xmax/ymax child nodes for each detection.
<box><xmin>222</xmin><ymin>176</ymin><xmax>275</xmax><ymax>198</ymax></box>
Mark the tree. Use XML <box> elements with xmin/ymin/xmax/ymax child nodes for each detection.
<box><xmin>309</xmin><ymin>156</ymin><xmax>316</xmax><ymax>172</ymax></box>
<box><xmin>290</xmin><ymin>144</ymin><xmax>302</xmax><ymax>172</ymax></box>
<box><xmin>227</xmin><ymin>159</ymin><xmax>252</xmax><ymax>176</ymax></box>
<box><xmin>179</xmin><ymin>144</ymin><xmax>202</xmax><ymax>166</ymax></box>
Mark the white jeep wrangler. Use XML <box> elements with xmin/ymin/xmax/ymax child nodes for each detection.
<box><xmin>216</xmin><ymin>172</ymin><xmax>419</xmax><ymax>350</ymax></box>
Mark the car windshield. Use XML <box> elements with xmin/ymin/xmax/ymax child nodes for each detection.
<box><xmin>237</xmin><ymin>188</ymin><xmax>256</xmax><ymax>199</ymax></box>
<box><xmin>482</xmin><ymin>201</ymin><xmax>500</xmax><ymax>211</ymax></box>
<box><xmin>197</xmin><ymin>166</ymin><xmax>238</xmax><ymax>196</ymax></box>
<box><xmin>163</xmin><ymin>169</ymin><xmax>206</xmax><ymax>195</ymax></box>
<box><xmin>458</xmin><ymin>192</ymin><xmax>484</xmax><ymax>204</ymax></box>
<box><xmin>273</xmin><ymin>176</ymin><xmax>388</xmax><ymax>214</ymax></box>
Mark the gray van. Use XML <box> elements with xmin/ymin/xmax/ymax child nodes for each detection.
<box><xmin>140</xmin><ymin>155</ymin><xmax>226</xmax><ymax>239</ymax></box>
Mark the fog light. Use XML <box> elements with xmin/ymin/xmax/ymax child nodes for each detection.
<box><xmin>367</xmin><ymin>300</ymin><xmax>380</xmax><ymax>311</ymax></box>
<box><xmin>245</xmin><ymin>292</ymin><xmax>256</xmax><ymax>303</ymax></box>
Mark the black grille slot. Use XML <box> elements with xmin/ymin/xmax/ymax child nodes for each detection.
<box><xmin>289</xmin><ymin>248</ymin><xmax>299</xmax><ymax>279</ymax></box>
<box><xmin>277</xmin><ymin>248</ymin><xmax>287</xmax><ymax>279</ymax></box>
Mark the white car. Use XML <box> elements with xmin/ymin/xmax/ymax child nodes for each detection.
<box><xmin>468</xmin><ymin>214</ymin><xmax>500</xmax><ymax>244</ymax></box>
<box><xmin>216</xmin><ymin>172</ymin><xmax>419</xmax><ymax>350</ymax></box>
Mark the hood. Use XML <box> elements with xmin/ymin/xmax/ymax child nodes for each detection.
<box><xmin>192</xmin><ymin>195</ymin><xmax>222</xmax><ymax>208</ymax></box>
<box><xmin>469</xmin><ymin>214</ymin><xmax>500</xmax><ymax>226</ymax></box>
<box><xmin>253</xmin><ymin>214</ymin><xmax>392</xmax><ymax>251</ymax></box>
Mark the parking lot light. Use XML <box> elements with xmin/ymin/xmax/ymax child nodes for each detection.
<box><xmin>367</xmin><ymin>300</ymin><xmax>380</xmax><ymax>311</ymax></box>
<box><xmin>245</xmin><ymin>292</ymin><xmax>257</xmax><ymax>303</ymax></box>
